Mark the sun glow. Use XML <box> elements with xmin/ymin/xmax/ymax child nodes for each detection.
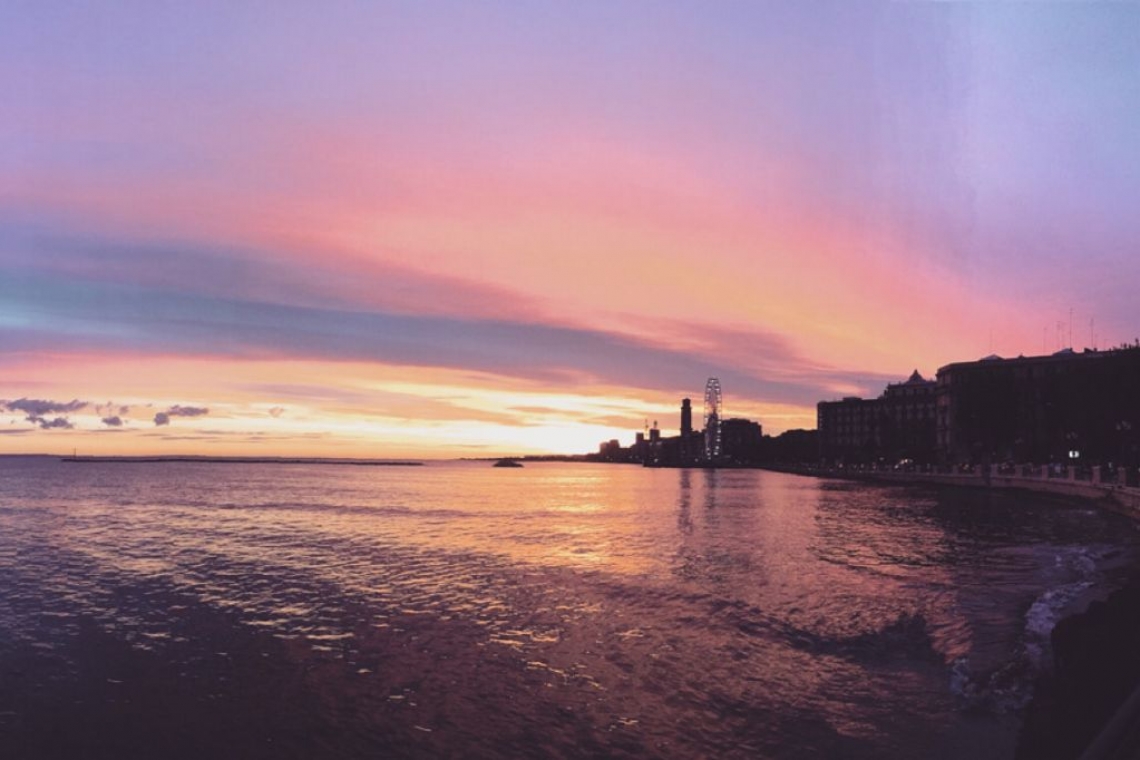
<box><xmin>0</xmin><ymin>352</ymin><xmax>678</xmax><ymax>457</ymax></box>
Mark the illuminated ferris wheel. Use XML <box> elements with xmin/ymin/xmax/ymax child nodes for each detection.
<box><xmin>703</xmin><ymin>377</ymin><xmax>722</xmax><ymax>460</ymax></box>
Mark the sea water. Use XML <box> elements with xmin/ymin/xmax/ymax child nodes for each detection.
<box><xmin>1</xmin><ymin>457</ymin><xmax>1137</xmax><ymax>759</ymax></box>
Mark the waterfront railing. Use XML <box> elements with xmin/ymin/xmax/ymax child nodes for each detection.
<box><xmin>764</xmin><ymin>461</ymin><xmax>1140</xmax><ymax>516</ymax></box>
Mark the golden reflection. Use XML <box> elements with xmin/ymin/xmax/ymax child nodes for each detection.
<box><xmin>548</xmin><ymin>503</ymin><xmax>605</xmax><ymax>514</ymax></box>
<box><xmin>676</xmin><ymin>468</ymin><xmax>693</xmax><ymax>534</ymax></box>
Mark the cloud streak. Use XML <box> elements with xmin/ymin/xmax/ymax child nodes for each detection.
<box><xmin>0</xmin><ymin>263</ymin><xmax>892</xmax><ymax>410</ymax></box>
<box><xmin>1</xmin><ymin>219</ymin><xmax>545</xmax><ymax>324</ymax></box>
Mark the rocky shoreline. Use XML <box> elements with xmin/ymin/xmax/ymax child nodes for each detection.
<box><xmin>1016</xmin><ymin>574</ymin><xmax>1140</xmax><ymax>759</ymax></box>
<box><xmin>762</xmin><ymin>465</ymin><xmax>1140</xmax><ymax>759</ymax></box>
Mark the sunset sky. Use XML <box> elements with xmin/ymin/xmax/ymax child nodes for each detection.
<box><xmin>3</xmin><ymin>1</ymin><xmax>1139</xmax><ymax>457</ymax></box>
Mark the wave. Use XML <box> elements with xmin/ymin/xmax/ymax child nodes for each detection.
<box><xmin>950</xmin><ymin>545</ymin><xmax>1115</xmax><ymax>713</ymax></box>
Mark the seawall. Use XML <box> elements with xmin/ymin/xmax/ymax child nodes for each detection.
<box><xmin>762</xmin><ymin>463</ymin><xmax>1140</xmax><ymax>520</ymax></box>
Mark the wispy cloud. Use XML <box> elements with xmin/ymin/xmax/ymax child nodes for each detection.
<box><xmin>0</xmin><ymin>265</ymin><xmax>886</xmax><ymax>409</ymax></box>
<box><xmin>0</xmin><ymin>218</ymin><xmax>911</xmax><ymax>412</ymax></box>
<box><xmin>96</xmin><ymin>401</ymin><xmax>130</xmax><ymax>417</ymax></box>
<box><xmin>2</xmin><ymin>219</ymin><xmax>544</xmax><ymax>323</ymax></box>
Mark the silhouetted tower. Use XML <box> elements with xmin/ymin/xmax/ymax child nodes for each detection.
<box><xmin>681</xmin><ymin>398</ymin><xmax>692</xmax><ymax>437</ymax></box>
<box><xmin>704</xmin><ymin>378</ymin><xmax>722</xmax><ymax>460</ymax></box>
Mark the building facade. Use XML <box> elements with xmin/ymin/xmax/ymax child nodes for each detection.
<box><xmin>720</xmin><ymin>418</ymin><xmax>763</xmax><ymax>463</ymax></box>
<box><xmin>880</xmin><ymin>371</ymin><xmax>938</xmax><ymax>463</ymax></box>
<box><xmin>936</xmin><ymin>347</ymin><xmax>1140</xmax><ymax>466</ymax></box>
<box><xmin>817</xmin><ymin>396</ymin><xmax>883</xmax><ymax>464</ymax></box>
<box><xmin>817</xmin><ymin>370</ymin><xmax>936</xmax><ymax>464</ymax></box>
<box><xmin>818</xmin><ymin>348</ymin><xmax>1140</xmax><ymax>466</ymax></box>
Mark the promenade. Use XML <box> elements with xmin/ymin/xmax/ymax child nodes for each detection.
<box><xmin>766</xmin><ymin>462</ymin><xmax>1140</xmax><ymax>519</ymax></box>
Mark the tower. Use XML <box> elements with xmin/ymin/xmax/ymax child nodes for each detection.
<box><xmin>681</xmin><ymin>398</ymin><xmax>692</xmax><ymax>437</ymax></box>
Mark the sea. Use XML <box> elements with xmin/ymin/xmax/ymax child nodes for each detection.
<box><xmin>1</xmin><ymin>456</ymin><xmax>1138</xmax><ymax>759</ymax></box>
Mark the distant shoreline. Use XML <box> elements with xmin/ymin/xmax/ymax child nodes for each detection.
<box><xmin>59</xmin><ymin>456</ymin><xmax>423</xmax><ymax>466</ymax></box>
<box><xmin>460</xmin><ymin>455</ymin><xmax>595</xmax><ymax>462</ymax></box>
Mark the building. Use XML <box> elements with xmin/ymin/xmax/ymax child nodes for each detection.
<box><xmin>646</xmin><ymin>403</ymin><xmax>706</xmax><ymax>467</ymax></box>
<box><xmin>936</xmin><ymin>347</ymin><xmax>1140</xmax><ymax>466</ymax></box>
<box><xmin>597</xmin><ymin>378</ymin><xmax>766</xmax><ymax>467</ymax></box>
<box><xmin>761</xmin><ymin>429</ymin><xmax>819</xmax><ymax>462</ymax></box>
<box><xmin>818</xmin><ymin>347</ymin><xmax>1140</xmax><ymax>466</ymax></box>
<box><xmin>880</xmin><ymin>370</ymin><xmax>938</xmax><ymax>463</ymax></box>
<box><xmin>817</xmin><ymin>396</ymin><xmax>884</xmax><ymax>464</ymax></box>
<box><xmin>721</xmin><ymin>418</ymin><xmax>763</xmax><ymax>463</ymax></box>
<box><xmin>817</xmin><ymin>370</ymin><xmax>937</xmax><ymax>464</ymax></box>
<box><xmin>594</xmin><ymin>380</ymin><xmax>767</xmax><ymax>467</ymax></box>
<box><xmin>598</xmin><ymin>439</ymin><xmax>622</xmax><ymax>460</ymax></box>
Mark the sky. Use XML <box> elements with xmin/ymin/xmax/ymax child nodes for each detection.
<box><xmin>2</xmin><ymin>1</ymin><xmax>1139</xmax><ymax>457</ymax></box>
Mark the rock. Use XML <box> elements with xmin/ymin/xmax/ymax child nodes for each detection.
<box><xmin>1017</xmin><ymin>583</ymin><xmax>1140</xmax><ymax>759</ymax></box>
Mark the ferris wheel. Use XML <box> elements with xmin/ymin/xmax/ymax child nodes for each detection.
<box><xmin>703</xmin><ymin>377</ymin><xmax>722</xmax><ymax>460</ymax></box>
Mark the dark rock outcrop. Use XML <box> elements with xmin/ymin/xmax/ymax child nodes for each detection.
<box><xmin>1017</xmin><ymin>583</ymin><xmax>1140</xmax><ymax>759</ymax></box>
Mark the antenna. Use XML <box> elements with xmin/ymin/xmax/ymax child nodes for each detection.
<box><xmin>1069</xmin><ymin>307</ymin><xmax>1073</xmax><ymax>349</ymax></box>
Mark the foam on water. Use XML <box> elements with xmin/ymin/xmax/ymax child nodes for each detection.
<box><xmin>1023</xmin><ymin>579</ymin><xmax>1093</xmax><ymax>666</ymax></box>
<box><xmin>948</xmin><ymin>543</ymin><xmax>1118</xmax><ymax>713</ymax></box>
